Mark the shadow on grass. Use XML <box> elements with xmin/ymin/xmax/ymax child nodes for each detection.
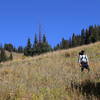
<box><xmin>71</xmin><ymin>80</ymin><xmax>100</xmax><ymax>99</ymax></box>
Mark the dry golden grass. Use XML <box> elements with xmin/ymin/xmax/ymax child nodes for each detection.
<box><xmin>0</xmin><ymin>42</ymin><xmax>100</xmax><ymax>100</ymax></box>
<box><xmin>5</xmin><ymin>51</ymin><xmax>23</xmax><ymax>59</ymax></box>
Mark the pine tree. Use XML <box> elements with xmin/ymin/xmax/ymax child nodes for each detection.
<box><xmin>33</xmin><ymin>34</ymin><xmax>38</xmax><ymax>55</ymax></box>
<box><xmin>34</xmin><ymin>33</ymin><xmax>38</xmax><ymax>45</ymax></box>
<box><xmin>43</xmin><ymin>34</ymin><xmax>47</xmax><ymax>43</ymax></box>
<box><xmin>41</xmin><ymin>34</ymin><xmax>51</xmax><ymax>53</ymax></box>
<box><xmin>0</xmin><ymin>49</ymin><xmax>7</xmax><ymax>62</ymax></box>
<box><xmin>24</xmin><ymin>38</ymin><xmax>32</xmax><ymax>56</ymax></box>
<box><xmin>68</xmin><ymin>38</ymin><xmax>72</xmax><ymax>48</ymax></box>
<box><xmin>85</xmin><ymin>29</ymin><xmax>90</xmax><ymax>44</ymax></box>
<box><xmin>72</xmin><ymin>33</ymin><xmax>77</xmax><ymax>47</ymax></box>
<box><xmin>18</xmin><ymin>46</ymin><xmax>23</xmax><ymax>53</ymax></box>
<box><xmin>4</xmin><ymin>43</ymin><xmax>13</xmax><ymax>52</ymax></box>
<box><xmin>90</xmin><ymin>29</ymin><xmax>97</xmax><ymax>43</ymax></box>
<box><xmin>98</xmin><ymin>26</ymin><xmax>100</xmax><ymax>40</ymax></box>
<box><xmin>80</xmin><ymin>29</ymin><xmax>85</xmax><ymax>45</ymax></box>
<box><xmin>60</xmin><ymin>38</ymin><xmax>69</xmax><ymax>49</ymax></box>
<box><xmin>33</xmin><ymin>25</ymin><xmax>43</xmax><ymax>55</ymax></box>
<box><xmin>0</xmin><ymin>44</ymin><xmax>2</xmax><ymax>50</ymax></box>
<box><xmin>54</xmin><ymin>44</ymin><xmax>60</xmax><ymax>50</ymax></box>
<box><xmin>39</xmin><ymin>24</ymin><xmax>42</xmax><ymax>44</ymax></box>
<box><xmin>27</xmin><ymin>38</ymin><xmax>32</xmax><ymax>49</ymax></box>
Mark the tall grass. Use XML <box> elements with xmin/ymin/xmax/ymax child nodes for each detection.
<box><xmin>0</xmin><ymin>42</ymin><xmax>100</xmax><ymax>100</ymax></box>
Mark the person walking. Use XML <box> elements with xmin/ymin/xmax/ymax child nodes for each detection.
<box><xmin>78</xmin><ymin>50</ymin><xmax>90</xmax><ymax>72</ymax></box>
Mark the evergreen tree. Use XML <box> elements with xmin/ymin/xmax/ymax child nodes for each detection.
<box><xmin>38</xmin><ymin>24</ymin><xmax>42</xmax><ymax>44</ymax></box>
<box><xmin>68</xmin><ymin>38</ymin><xmax>72</xmax><ymax>48</ymax></box>
<box><xmin>0</xmin><ymin>49</ymin><xmax>7</xmax><ymax>62</ymax></box>
<box><xmin>54</xmin><ymin>44</ymin><xmax>60</xmax><ymax>50</ymax></box>
<box><xmin>72</xmin><ymin>33</ymin><xmax>77</xmax><ymax>47</ymax></box>
<box><xmin>24</xmin><ymin>38</ymin><xmax>32</xmax><ymax>56</ymax></box>
<box><xmin>4</xmin><ymin>43</ymin><xmax>13</xmax><ymax>52</ymax></box>
<box><xmin>90</xmin><ymin>29</ymin><xmax>97</xmax><ymax>43</ymax></box>
<box><xmin>84</xmin><ymin>29</ymin><xmax>90</xmax><ymax>44</ymax></box>
<box><xmin>27</xmin><ymin>38</ymin><xmax>32</xmax><ymax>49</ymax></box>
<box><xmin>41</xmin><ymin>34</ymin><xmax>51</xmax><ymax>53</ymax></box>
<box><xmin>43</xmin><ymin>34</ymin><xmax>47</xmax><ymax>43</ymax></box>
<box><xmin>32</xmin><ymin>34</ymin><xmax>38</xmax><ymax>55</ymax></box>
<box><xmin>0</xmin><ymin>44</ymin><xmax>2</xmax><ymax>50</ymax></box>
<box><xmin>18</xmin><ymin>46</ymin><xmax>23</xmax><ymax>53</ymax></box>
<box><xmin>98</xmin><ymin>26</ymin><xmax>100</xmax><ymax>40</ymax></box>
<box><xmin>80</xmin><ymin>29</ymin><xmax>85</xmax><ymax>45</ymax></box>
<box><xmin>34</xmin><ymin>33</ymin><xmax>38</xmax><ymax>45</ymax></box>
<box><xmin>75</xmin><ymin>35</ymin><xmax>81</xmax><ymax>46</ymax></box>
<box><xmin>60</xmin><ymin>38</ymin><xmax>69</xmax><ymax>49</ymax></box>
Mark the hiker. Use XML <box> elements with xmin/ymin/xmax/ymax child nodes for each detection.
<box><xmin>78</xmin><ymin>50</ymin><xmax>90</xmax><ymax>72</ymax></box>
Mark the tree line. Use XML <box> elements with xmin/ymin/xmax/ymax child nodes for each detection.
<box><xmin>0</xmin><ymin>25</ymin><xmax>100</xmax><ymax>62</ymax></box>
<box><xmin>24</xmin><ymin>33</ymin><xmax>52</xmax><ymax>56</ymax></box>
<box><xmin>54</xmin><ymin>25</ymin><xmax>100</xmax><ymax>50</ymax></box>
<box><xmin>0</xmin><ymin>32</ymin><xmax>52</xmax><ymax>62</ymax></box>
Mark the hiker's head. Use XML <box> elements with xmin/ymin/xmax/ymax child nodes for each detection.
<box><xmin>79</xmin><ymin>52</ymin><xmax>82</xmax><ymax>55</ymax></box>
<box><xmin>81</xmin><ymin>50</ymin><xmax>85</xmax><ymax>55</ymax></box>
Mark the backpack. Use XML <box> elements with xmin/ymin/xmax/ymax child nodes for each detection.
<box><xmin>80</xmin><ymin>55</ymin><xmax>87</xmax><ymax>63</ymax></box>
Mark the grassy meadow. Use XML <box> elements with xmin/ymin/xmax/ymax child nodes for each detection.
<box><xmin>0</xmin><ymin>42</ymin><xmax>100</xmax><ymax>100</ymax></box>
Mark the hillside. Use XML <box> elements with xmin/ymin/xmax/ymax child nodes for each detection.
<box><xmin>5</xmin><ymin>51</ymin><xmax>23</xmax><ymax>60</ymax></box>
<box><xmin>0</xmin><ymin>42</ymin><xmax>100</xmax><ymax>100</ymax></box>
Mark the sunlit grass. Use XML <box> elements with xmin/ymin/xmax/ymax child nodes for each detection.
<box><xmin>0</xmin><ymin>42</ymin><xmax>100</xmax><ymax>100</ymax></box>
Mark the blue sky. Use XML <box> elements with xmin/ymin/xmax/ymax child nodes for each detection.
<box><xmin>0</xmin><ymin>0</ymin><xmax>100</xmax><ymax>47</ymax></box>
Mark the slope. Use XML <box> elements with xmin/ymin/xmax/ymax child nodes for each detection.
<box><xmin>0</xmin><ymin>42</ymin><xmax>100</xmax><ymax>100</ymax></box>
